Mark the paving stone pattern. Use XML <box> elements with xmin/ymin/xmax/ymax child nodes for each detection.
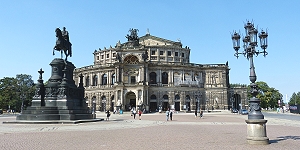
<box><xmin>0</xmin><ymin>111</ymin><xmax>299</xmax><ymax>150</ymax></box>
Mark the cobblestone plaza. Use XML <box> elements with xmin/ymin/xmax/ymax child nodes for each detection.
<box><xmin>1</xmin><ymin>111</ymin><xmax>300</xmax><ymax>150</ymax></box>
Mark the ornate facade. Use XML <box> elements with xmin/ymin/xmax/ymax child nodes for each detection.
<box><xmin>73</xmin><ymin>29</ymin><xmax>247</xmax><ymax>112</ymax></box>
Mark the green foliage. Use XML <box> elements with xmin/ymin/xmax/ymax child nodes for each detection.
<box><xmin>249</xmin><ymin>81</ymin><xmax>282</xmax><ymax>109</ymax></box>
<box><xmin>0</xmin><ymin>77</ymin><xmax>18</xmax><ymax>110</ymax></box>
<box><xmin>288</xmin><ymin>92</ymin><xmax>300</xmax><ymax>105</ymax></box>
<box><xmin>0</xmin><ymin>74</ymin><xmax>35</xmax><ymax>112</ymax></box>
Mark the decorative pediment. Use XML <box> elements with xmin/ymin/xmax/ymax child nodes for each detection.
<box><xmin>139</xmin><ymin>34</ymin><xmax>182</xmax><ymax>47</ymax></box>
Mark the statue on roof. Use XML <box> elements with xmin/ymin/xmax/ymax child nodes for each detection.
<box><xmin>126</xmin><ymin>28</ymin><xmax>139</xmax><ymax>42</ymax></box>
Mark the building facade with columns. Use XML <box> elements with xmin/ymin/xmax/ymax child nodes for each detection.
<box><xmin>73</xmin><ymin>29</ymin><xmax>247</xmax><ymax>112</ymax></box>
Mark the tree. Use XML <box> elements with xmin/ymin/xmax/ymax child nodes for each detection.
<box><xmin>0</xmin><ymin>77</ymin><xmax>18</xmax><ymax>110</ymax></box>
<box><xmin>0</xmin><ymin>74</ymin><xmax>35</xmax><ymax>112</ymax></box>
<box><xmin>250</xmin><ymin>81</ymin><xmax>282</xmax><ymax>109</ymax></box>
<box><xmin>289</xmin><ymin>92</ymin><xmax>300</xmax><ymax>105</ymax></box>
<box><xmin>15</xmin><ymin>74</ymin><xmax>35</xmax><ymax>112</ymax></box>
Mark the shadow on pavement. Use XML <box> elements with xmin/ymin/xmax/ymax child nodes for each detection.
<box><xmin>269</xmin><ymin>135</ymin><xmax>300</xmax><ymax>143</ymax></box>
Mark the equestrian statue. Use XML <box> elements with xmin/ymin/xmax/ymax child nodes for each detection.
<box><xmin>53</xmin><ymin>27</ymin><xmax>72</xmax><ymax>60</ymax></box>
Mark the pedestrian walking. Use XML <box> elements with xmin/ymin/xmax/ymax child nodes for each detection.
<box><xmin>106</xmin><ymin>110</ymin><xmax>111</xmax><ymax>121</ymax></box>
<box><xmin>132</xmin><ymin>108</ymin><xmax>137</xmax><ymax>119</ymax></box>
<box><xmin>195</xmin><ymin>110</ymin><xmax>197</xmax><ymax>118</ymax></box>
<box><xmin>170</xmin><ymin>110</ymin><xmax>173</xmax><ymax>121</ymax></box>
<box><xmin>138</xmin><ymin>109</ymin><xmax>142</xmax><ymax>120</ymax></box>
<box><xmin>200</xmin><ymin>109</ymin><xmax>203</xmax><ymax>119</ymax></box>
<box><xmin>166</xmin><ymin>108</ymin><xmax>170</xmax><ymax>121</ymax></box>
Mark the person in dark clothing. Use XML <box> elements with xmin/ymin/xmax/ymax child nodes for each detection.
<box><xmin>132</xmin><ymin>108</ymin><xmax>137</xmax><ymax>119</ymax></box>
<box><xmin>195</xmin><ymin>110</ymin><xmax>197</xmax><ymax>118</ymax></box>
<box><xmin>138</xmin><ymin>109</ymin><xmax>142</xmax><ymax>120</ymax></box>
<box><xmin>106</xmin><ymin>110</ymin><xmax>110</xmax><ymax>121</ymax></box>
<box><xmin>200</xmin><ymin>109</ymin><xmax>203</xmax><ymax>118</ymax></box>
<box><xmin>170</xmin><ymin>110</ymin><xmax>173</xmax><ymax>121</ymax></box>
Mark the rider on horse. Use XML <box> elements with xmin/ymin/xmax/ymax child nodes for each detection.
<box><xmin>53</xmin><ymin>27</ymin><xmax>72</xmax><ymax>60</ymax></box>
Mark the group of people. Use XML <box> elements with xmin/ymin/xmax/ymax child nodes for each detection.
<box><xmin>131</xmin><ymin>107</ymin><xmax>143</xmax><ymax>120</ymax></box>
<box><xmin>165</xmin><ymin>108</ymin><xmax>173</xmax><ymax>121</ymax></box>
<box><xmin>106</xmin><ymin>108</ymin><xmax>203</xmax><ymax>121</ymax></box>
<box><xmin>195</xmin><ymin>109</ymin><xmax>203</xmax><ymax>119</ymax></box>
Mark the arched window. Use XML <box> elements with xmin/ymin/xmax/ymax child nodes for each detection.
<box><xmin>162</xmin><ymin>72</ymin><xmax>168</xmax><ymax>84</ymax></box>
<box><xmin>175</xmin><ymin>94</ymin><xmax>180</xmax><ymax>100</ymax></box>
<box><xmin>111</xmin><ymin>73</ymin><xmax>115</xmax><ymax>85</ymax></box>
<box><xmin>101</xmin><ymin>96</ymin><xmax>106</xmax><ymax>101</ymax></box>
<box><xmin>85</xmin><ymin>76</ymin><xmax>90</xmax><ymax>87</ymax></box>
<box><xmin>93</xmin><ymin>75</ymin><xmax>98</xmax><ymax>86</ymax></box>
<box><xmin>163</xmin><ymin>95</ymin><xmax>168</xmax><ymax>100</ymax></box>
<box><xmin>111</xmin><ymin>95</ymin><xmax>114</xmax><ymax>101</ymax></box>
<box><xmin>102</xmin><ymin>74</ymin><xmax>107</xmax><ymax>85</ymax></box>
<box><xmin>124</xmin><ymin>55</ymin><xmax>139</xmax><ymax>64</ymax></box>
<box><xmin>149</xmin><ymin>72</ymin><xmax>157</xmax><ymax>84</ymax></box>
<box><xmin>150</xmin><ymin>95</ymin><xmax>157</xmax><ymax>100</ymax></box>
<box><xmin>186</xmin><ymin>95</ymin><xmax>190</xmax><ymax>101</ymax></box>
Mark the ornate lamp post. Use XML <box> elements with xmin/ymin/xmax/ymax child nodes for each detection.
<box><xmin>231</xmin><ymin>21</ymin><xmax>269</xmax><ymax>145</ymax></box>
<box><xmin>206</xmin><ymin>99</ymin><xmax>209</xmax><ymax>112</ymax></box>
<box><xmin>20</xmin><ymin>93</ymin><xmax>25</xmax><ymax>113</ymax></box>
<box><xmin>92</xmin><ymin>97</ymin><xmax>96</xmax><ymax>118</ymax></box>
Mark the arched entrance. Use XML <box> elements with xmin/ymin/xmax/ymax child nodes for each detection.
<box><xmin>162</xmin><ymin>94</ymin><xmax>169</xmax><ymax>111</ymax></box>
<box><xmin>125</xmin><ymin>92</ymin><xmax>136</xmax><ymax>111</ymax></box>
<box><xmin>186</xmin><ymin>95</ymin><xmax>191</xmax><ymax>111</ymax></box>
<box><xmin>233</xmin><ymin>94</ymin><xmax>241</xmax><ymax>111</ymax></box>
<box><xmin>150</xmin><ymin>94</ymin><xmax>157</xmax><ymax>112</ymax></box>
<box><xmin>110</xmin><ymin>95</ymin><xmax>114</xmax><ymax>111</ymax></box>
<box><xmin>174</xmin><ymin>94</ymin><xmax>180</xmax><ymax>111</ymax></box>
<box><xmin>100</xmin><ymin>96</ymin><xmax>106</xmax><ymax>112</ymax></box>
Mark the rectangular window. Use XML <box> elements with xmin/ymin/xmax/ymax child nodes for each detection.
<box><xmin>97</xmin><ymin>56</ymin><xmax>99</xmax><ymax>60</ymax></box>
<box><xmin>131</xmin><ymin>76</ymin><xmax>136</xmax><ymax>84</ymax></box>
<box><xmin>113</xmin><ymin>53</ymin><xmax>116</xmax><ymax>57</ymax></box>
<box><xmin>160</xmin><ymin>51</ymin><xmax>163</xmax><ymax>55</ymax></box>
<box><xmin>101</xmin><ymin>55</ymin><xmax>104</xmax><ymax>59</ymax></box>
<box><xmin>175</xmin><ymin>52</ymin><xmax>178</xmax><ymax>56</ymax></box>
<box><xmin>151</xmin><ymin>51</ymin><xmax>156</xmax><ymax>55</ymax></box>
<box><xmin>106</xmin><ymin>54</ymin><xmax>109</xmax><ymax>58</ymax></box>
<box><xmin>167</xmin><ymin>51</ymin><xmax>171</xmax><ymax>56</ymax></box>
<box><xmin>182</xmin><ymin>53</ymin><xmax>185</xmax><ymax>57</ymax></box>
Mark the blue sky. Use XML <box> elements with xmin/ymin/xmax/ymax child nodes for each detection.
<box><xmin>1</xmin><ymin>1</ymin><xmax>299</xmax><ymax>102</ymax></box>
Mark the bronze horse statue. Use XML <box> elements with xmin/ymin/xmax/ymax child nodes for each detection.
<box><xmin>53</xmin><ymin>27</ymin><xmax>72</xmax><ymax>60</ymax></box>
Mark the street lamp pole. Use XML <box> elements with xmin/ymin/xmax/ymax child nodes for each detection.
<box><xmin>21</xmin><ymin>94</ymin><xmax>24</xmax><ymax>113</ymax></box>
<box><xmin>231</xmin><ymin>21</ymin><xmax>269</xmax><ymax>145</ymax></box>
<box><xmin>92</xmin><ymin>97</ymin><xmax>96</xmax><ymax>114</ymax></box>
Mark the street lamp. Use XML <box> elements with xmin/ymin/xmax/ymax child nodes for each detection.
<box><xmin>230</xmin><ymin>97</ymin><xmax>234</xmax><ymax>111</ymax></box>
<box><xmin>20</xmin><ymin>93</ymin><xmax>25</xmax><ymax>113</ymax></box>
<box><xmin>231</xmin><ymin>21</ymin><xmax>269</xmax><ymax>145</ymax></box>
<box><xmin>230</xmin><ymin>88</ymin><xmax>234</xmax><ymax>111</ymax></box>
<box><xmin>206</xmin><ymin>99</ymin><xmax>208</xmax><ymax>112</ymax></box>
<box><xmin>196</xmin><ymin>92</ymin><xmax>202</xmax><ymax>112</ymax></box>
<box><xmin>92</xmin><ymin>97</ymin><xmax>96</xmax><ymax>114</ymax></box>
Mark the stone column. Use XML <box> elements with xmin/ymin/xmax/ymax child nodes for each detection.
<box><xmin>115</xmin><ymin>67</ymin><xmax>118</xmax><ymax>83</ymax></box>
<box><xmin>121</xmin><ymin>90</ymin><xmax>124</xmax><ymax>109</ymax></box>
<box><xmin>108</xmin><ymin>71</ymin><xmax>111</xmax><ymax>85</ymax></box>
<box><xmin>145</xmin><ymin>65</ymin><xmax>148</xmax><ymax>84</ymax></box>
<box><xmin>168</xmin><ymin>70</ymin><xmax>171</xmax><ymax>86</ymax></box>
<box><xmin>140</xmin><ymin>66</ymin><xmax>144</xmax><ymax>83</ymax></box>
<box><xmin>171</xmin><ymin>70</ymin><xmax>174</xmax><ymax>85</ymax></box>
<box><xmin>158</xmin><ymin>69</ymin><xmax>161</xmax><ymax>85</ymax></box>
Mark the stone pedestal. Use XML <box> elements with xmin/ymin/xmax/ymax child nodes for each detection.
<box><xmin>15</xmin><ymin>58</ymin><xmax>96</xmax><ymax>122</ymax></box>
<box><xmin>245</xmin><ymin>119</ymin><xmax>269</xmax><ymax>145</ymax></box>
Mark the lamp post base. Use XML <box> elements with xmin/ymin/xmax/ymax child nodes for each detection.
<box><xmin>245</xmin><ymin>119</ymin><xmax>269</xmax><ymax>145</ymax></box>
